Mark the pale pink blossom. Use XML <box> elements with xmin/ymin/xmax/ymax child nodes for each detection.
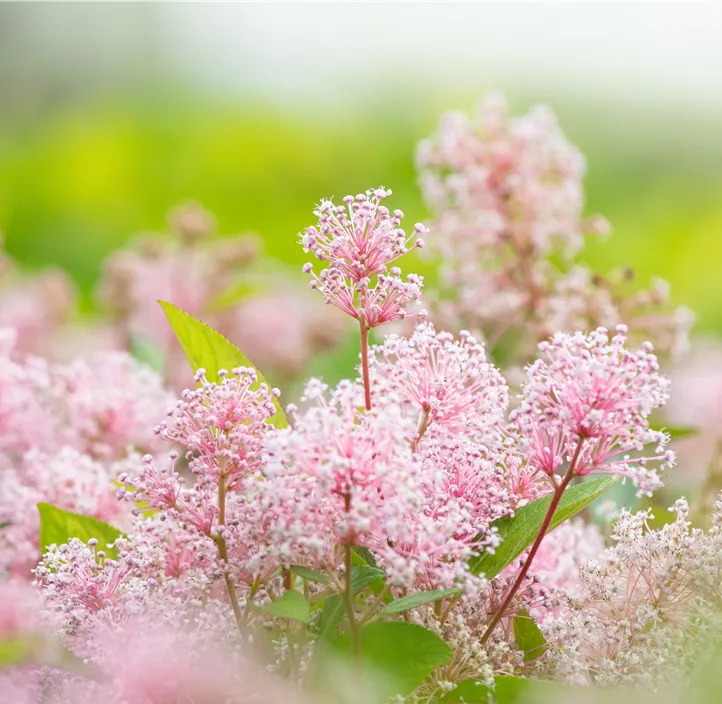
<box><xmin>369</xmin><ymin>322</ymin><xmax>508</xmax><ymax>444</ymax></box>
<box><xmin>155</xmin><ymin>367</ymin><xmax>279</xmax><ymax>489</ymax></box>
<box><xmin>301</xmin><ymin>187</ymin><xmax>428</xmax><ymax>327</ymax></box>
<box><xmin>512</xmin><ymin>326</ymin><xmax>674</xmax><ymax>495</ymax></box>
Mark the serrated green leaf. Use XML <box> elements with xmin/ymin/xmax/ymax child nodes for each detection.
<box><xmin>514</xmin><ymin>610</ymin><xmax>546</xmax><ymax>663</ymax></box>
<box><xmin>330</xmin><ymin>622</ymin><xmax>452</xmax><ymax>701</ymax></box>
<box><xmin>290</xmin><ymin>566</ymin><xmax>330</xmax><ymax>585</ymax></box>
<box><xmin>264</xmin><ymin>590</ymin><xmax>310</xmax><ymax>623</ymax></box>
<box><xmin>38</xmin><ymin>503</ymin><xmax>123</xmax><ymax>559</ymax></box>
<box><xmin>469</xmin><ymin>476</ymin><xmax>617</xmax><ymax>579</ymax></box>
<box><xmin>158</xmin><ymin>301</ymin><xmax>286</xmax><ymax>428</ymax></box>
<box><xmin>380</xmin><ymin>587</ymin><xmax>462</xmax><ymax>615</ymax></box>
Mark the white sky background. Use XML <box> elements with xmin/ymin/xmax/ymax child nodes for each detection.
<box><xmin>155</xmin><ymin>3</ymin><xmax>722</xmax><ymax>111</ymax></box>
<box><xmin>6</xmin><ymin>3</ymin><xmax>722</xmax><ymax>120</ymax></box>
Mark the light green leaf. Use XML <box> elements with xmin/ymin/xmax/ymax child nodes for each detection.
<box><xmin>514</xmin><ymin>610</ymin><xmax>546</xmax><ymax>663</ymax></box>
<box><xmin>290</xmin><ymin>566</ymin><xmax>330</xmax><ymax>585</ymax></box>
<box><xmin>264</xmin><ymin>590</ymin><xmax>310</xmax><ymax>624</ymax></box>
<box><xmin>469</xmin><ymin>476</ymin><xmax>617</xmax><ymax>579</ymax></box>
<box><xmin>0</xmin><ymin>635</ymin><xmax>91</xmax><ymax>676</ymax></box>
<box><xmin>380</xmin><ymin>587</ymin><xmax>462</xmax><ymax>616</ymax></box>
<box><xmin>331</xmin><ymin>622</ymin><xmax>452</xmax><ymax>701</ymax></box>
<box><xmin>159</xmin><ymin>301</ymin><xmax>286</xmax><ymax>428</ymax></box>
<box><xmin>38</xmin><ymin>503</ymin><xmax>123</xmax><ymax>559</ymax></box>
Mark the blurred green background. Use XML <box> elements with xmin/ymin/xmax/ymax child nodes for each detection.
<box><xmin>0</xmin><ymin>3</ymin><xmax>720</xmax><ymax>328</ymax></box>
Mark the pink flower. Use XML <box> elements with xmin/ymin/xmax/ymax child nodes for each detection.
<box><xmin>54</xmin><ymin>352</ymin><xmax>174</xmax><ymax>461</ymax></box>
<box><xmin>252</xmin><ymin>379</ymin><xmax>476</xmax><ymax>587</ymax></box>
<box><xmin>155</xmin><ymin>368</ymin><xmax>279</xmax><ymax>489</ymax></box>
<box><xmin>512</xmin><ymin>326</ymin><xmax>674</xmax><ymax>495</ymax></box>
<box><xmin>1</xmin><ymin>448</ymin><xmax>132</xmax><ymax>580</ymax></box>
<box><xmin>369</xmin><ymin>322</ymin><xmax>508</xmax><ymax>444</ymax></box>
<box><xmin>301</xmin><ymin>187</ymin><xmax>428</xmax><ymax>327</ymax></box>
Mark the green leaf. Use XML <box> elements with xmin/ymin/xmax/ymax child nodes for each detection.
<box><xmin>316</xmin><ymin>565</ymin><xmax>386</xmax><ymax>641</ymax></box>
<box><xmin>443</xmin><ymin>675</ymin><xmax>570</xmax><ymax>703</ymax></box>
<box><xmin>38</xmin><ymin>503</ymin><xmax>123</xmax><ymax>559</ymax></box>
<box><xmin>350</xmin><ymin>565</ymin><xmax>385</xmax><ymax>593</ymax></box>
<box><xmin>513</xmin><ymin>610</ymin><xmax>546</xmax><ymax>663</ymax></box>
<box><xmin>380</xmin><ymin>587</ymin><xmax>462</xmax><ymax>616</ymax></box>
<box><xmin>158</xmin><ymin>301</ymin><xmax>286</xmax><ymax>428</ymax></box>
<box><xmin>331</xmin><ymin>622</ymin><xmax>452</xmax><ymax>701</ymax></box>
<box><xmin>353</xmin><ymin>546</ymin><xmax>378</xmax><ymax>568</ymax></box>
<box><xmin>469</xmin><ymin>476</ymin><xmax>617</xmax><ymax>579</ymax></box>
<box><xmin>0</xmin><ymin>521</ymin><xmax>11</xmax><ymax>531</ymax></box>
<box><xmin>290</xmin><ymin>566</ymin><xmax>330</xmax><ymax>585</ymax></box>
<box><xmin>264</xmin><ymin>590</ymin><xmax>310</xmax><ymax>624</ymax></box>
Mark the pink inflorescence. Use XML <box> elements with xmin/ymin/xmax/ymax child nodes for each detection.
<box><xmin>301</xmin><ymin>187</ymin><xmax>428</xmax><ymax>327</ymax></box>
<box><xmin>251</xmin><ymin>379</ymin><xmax>480</xmax><ymax>588</ymax></box>
<box><xmin>512</xmin><ymin>326</ymin><xmax>674</xmax><ymax>495</ymax></box>
<box><xmin>417</xmin><ymin>94</ymin><xmax>692</xmax><ymax>362</ymax></box>
<box><xmin>155</xmin><ymin>367</ymin><xmax>279</xmax><ymax>489</ymax></box>
<box><xmin>369</xmin><ymin>322</ymin><xmax>509</xmax><ymax>445</ymax></box>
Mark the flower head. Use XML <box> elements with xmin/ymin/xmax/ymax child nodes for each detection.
<box><xmin>512</xmin><ymin>326</ymin><xmax>674</xmax><ymax>495</ymax></box>
<box><xmin>370</xmin><ymin>322</ymin><xmax>508</xmax><ymax>444</ymax></box>
<box><xmin>156</xmin><ymin>368</ymin><xmax>279</xmax><ymax>489</ymax></box>
<box><xmin>301</xmin><ymin>187</ymin><xmax>427</xmax><ymax>327</ymax></box>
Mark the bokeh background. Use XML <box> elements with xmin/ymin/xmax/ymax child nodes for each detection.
<box><xmin>1</xmin><ymin>2</ymin><xmax>721</xmax><ymax>327</ymax></box>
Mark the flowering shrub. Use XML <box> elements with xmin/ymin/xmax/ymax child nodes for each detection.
<box><xmin>0</xmin><ymin>96</ymin><xmax>720</xmax><ymax>704</ymax></box>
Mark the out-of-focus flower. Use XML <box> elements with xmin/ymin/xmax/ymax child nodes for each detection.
<box><xmin>665</xmin><ymin>339</ymin><xmax>722</xmax><ymax>481</ymax></box>
<box><xmin>54</xmin><ymin>352</ymin><xmax>173</xmax><ymax>461</ymax></box>
<box><xmin>301</xmin><ymin>187</ymin><xmax>428</xmax><ymax>328</ymax></box>
<box><xmin>0</xmin><ymin>261</ymin><xmax>77</xmax><ymax>359</ymax></box>
<box><xmin>418</xmin><ymin>94</ymin><xmax>692</xmax><ymax>362</ymax></box>
<box><xmin>224</xmin><ymin>287</ymin><xmax>350</xmax><ymax>380</ymax></box>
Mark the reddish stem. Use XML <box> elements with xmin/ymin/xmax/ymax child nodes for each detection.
<box><xmin>479</xmin><ymin>438</ymin><xmax>585</xmax><ymax>646</ymax></box>
<box><xmin>359</xmin><ymin>316</ymin><xmax>372</xmax><ymax>411</ymax></box>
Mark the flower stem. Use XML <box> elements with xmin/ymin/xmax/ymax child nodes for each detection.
<box><xmin>359</xmin><ymin>315</ymin><xmax>372</xmax><ymax>411</ymax></box>
<box><xmin>215</xmin><ymin>467</ymin><xmax>245</xmax><ymax>636</ymax></box>
<box><xmin>344</xmin><ymin>543</ymin><xmax>361</xmax><ymax>665</ymax></box>
<box><xmin>479</xmin><ymin>438</ymin><xmax>585</xmax><ymax>646</ymax></box>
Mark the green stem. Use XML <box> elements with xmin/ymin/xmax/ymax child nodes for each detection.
<box><xmin>215</xmin><ymin>466</ymin><xmax>245</xmax><ymax>635</ymax></box>
<box><xmin>344</xmin><ymin>543</ymin><xmax>361</xmax><ymax>665</ymax></box>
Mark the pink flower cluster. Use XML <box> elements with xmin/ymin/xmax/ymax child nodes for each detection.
<box><xmin>0</xmin><ymin>332</ymin><xmax>172</xmax><ymax>580</ymax></box>
<box><xmin>301</xmin><ymin>188</ymin><xmax>428</xmax><ymax>327</ymax></box>
<box><xmin>418</xmin><ymin>94</ymin><xmax>693</xmax><ymax>362</ymax></box>
<box><xmin>0</xmin><ymin>96</ymin><xmax>709</xmax><ymax>701</ymax></box>
<box><xmin>511</xmin><ymin>326</ymin><xmax>674</xmax><ymax>495</ymax></box>
<box><xmin>369</xmin><ymin>322</ymin><xmax>509</xmax><ymax>446</ymax></box>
